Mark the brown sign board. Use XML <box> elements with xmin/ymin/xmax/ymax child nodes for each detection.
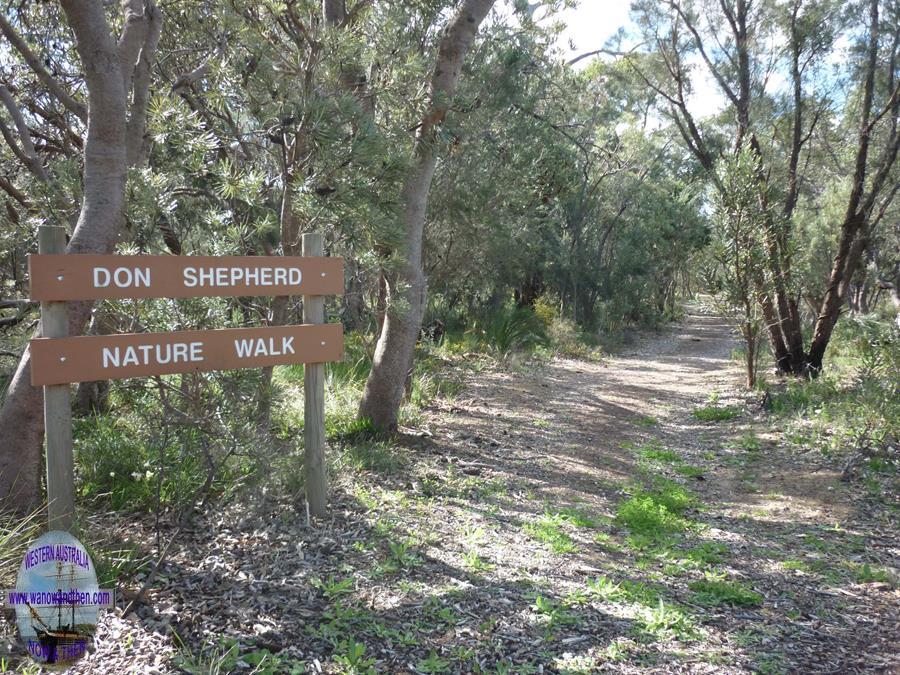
<box><xmin>30</xmin><ymin>324</ymin><xmax>343</xmax><ymax>386</ymax></box>
<box><xmin>29</xmin><ymin>255</ymin><xmax>344</xmax><ymax>301</ymax></box>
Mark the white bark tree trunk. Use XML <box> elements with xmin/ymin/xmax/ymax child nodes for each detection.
<box><xmin>0</xmin><ymin>0</ymin><xmax>161</xmax><ymax>512</ymax></box>
<box><xmin>358</xmin><ymin>0</ymin><xmax>496</xmax><ymax>431</ymax></box>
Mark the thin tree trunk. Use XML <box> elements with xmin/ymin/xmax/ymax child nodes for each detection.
<box><xmin>358</xmin><ymin>0</ymin><xmax>497</xmax><ymax>431</ymax></box>
<box><xmin>256</xmin><ymin>171</ymin><xmax>302</xmax><ymax>429</ymax></box>
<box><xmin>754</xmin><ymin>272</ymin><xmax>791</xmax><ymax>374</ymax></box>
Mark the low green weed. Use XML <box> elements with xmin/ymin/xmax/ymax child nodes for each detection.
<box><xmin>686</xmin><ymin>542</ymin><xmax>729</xmax><ymax>565</ymax></box>
<box><xmin>416</xmin><ymin>651</ymin><xmax>451</xmax><ymax>674</ymax></box>
<box><xmin>332</xmin><ymin>640</ymin><xmax>376</xmax><ymax>675</ymax></box>
<box><xmin>532</xmin><ymin>594</ymin><xmax>577</xmax><ymax>629</ymax></box>
<box><xmin>557</xmin><ymin>506</ymin><xmax>604</xmax><ymax>529</ymax></box>
<box><xmin>638</xmin><ymin>445</ymin><xmax>682</xmax><ymax>463</ymax></box>
<box><xmin>850</xmin><ymin>562</ymin><xmax>895</xmax><ymax>585</ymax></box>
<box><xmin>311</xmin><ymin>575</ymin><xmax>355</xmax><ymax>600</ymax></box>
<box><xmin>524</xmin><ymin>514</ymin><xmax>579</xmax><ymax>554</ymax></box>
<box><xmin>689</xmin><ymin>576</ymin><xmax>763</xmax><ymax>607</ymax></box>
<box><xmin>636</xmin><ymin>599</ymin><xmax>696</xmax><ymax>640</ymax></box>
<box><xmin>587</xmin><ymin>576</ymin><xmax>625</xmax><ymax>601</ymax></box>
<box><xmin>385</xmin><ymin>538</ymin><xmax>421</xmax><ymax>570</ymax></box>
<box><xmin>692</xmin><ymin>405</ymin><xmax>740</xmax><ymax>422</ymax></box>
<box><xmin>462</xmin><ymin>549</ymin><xmax>495</xmax><ymax>573</ymax></box>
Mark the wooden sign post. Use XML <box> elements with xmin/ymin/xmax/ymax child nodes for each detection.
<box><xmin>303</xmin><ymin>233</ymin><xmax>327</xmax><ymax>519</ymax></box>
<box><xmin>38</xmin><ymin>226</ymin><xmax>75</xmax><ymax>532</ymax></box>
<box><xmin>29</xmin><ymin>240</ymin><xmax>344</xmax><ymax>528</ymax></box>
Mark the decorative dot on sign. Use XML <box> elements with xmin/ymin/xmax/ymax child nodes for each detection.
<box><xmin>59</xmin><ymin>356</ymin><xmax>67</xmax><ymax>363</ymax></box>
<box><xmin>320</xmin><ymin>272</ymin><xmax>326</xmax><ymax>277</ymax></box>
<box><xmin>320</xmin><ymin>341</ymin><xmax>326</xmax><ymax>346</ymax></box>
<box><xmin>57</xmin><ymin>275</ymin><xmax>64</xmax><ymax>281</ymax></box>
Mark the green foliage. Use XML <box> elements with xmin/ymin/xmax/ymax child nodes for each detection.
<box><xmin>586</xmin><ymin>576</ymin><xmax>626</xmax><ymax>602</ymax></box>
<box><xmin>850</xmin><ymin>563</ymin><xmax>895</xmax><ymax>585</ymax></box>
<box><xmin>532</xmin><ymin>595</ymin><xmax>577</xmax><ymax>629</ymax></box>
<box><xmin>462</xmin><ymin>549</ymin><xmax>495</xmax><ymax>573</ymax></box>
<box><xmin>732</xmin><ymin>432</ymin><xmax>762</xmax><ymax>451</ymax></box>
<box><xmin>703</xmin><ymin>147</ymin><xmax>771</xmax><ymax>387</ymax></box>
<box><xmin>386</xmin><ymin>538</ymin><xmax>421</xmax><ymax>570</ymax></box>
<box><xmin>685</xmin><ymin>542</ymin><xmax>730</xmax><ymax>565</ymax></box>
<box><xmin>475</xmin><ymin>305</ymin><xmax>548</xmax><ymax>359</ymax></box>
<box><xmin>312</xmin><ymin>575</ymin><xmax>355</xmax><ymax>600</ymax></box>
<box><xmin>75</xmin><ymin>416</ymin><xmax>202</xmax><ymax>511</ymax></box>
<box><xmin>523</xmin><ymin>513</ymin><xmax>579</xmax><ymax>554</ymax></box>
<box><xmin>557</xmin><ymin>506</ymin><xmax>604</xmax><ymax>529</ymax></box>
<box><xmin>332</xmin><ymin>640</ymin><xmax>376</xmax><ymax>674</ymax></box>
<box><xmin>416</xmin><ymin>651</ymin><xmax>451</xmax><ymax>674</ymax></box>
<box><xmin>174</xmin><ymin>637</ymin><xmax>241</xmax><ymax>675</ymax></box>
<box><xmin>175</xmin><ymin>637</ymin><xmax>304</xmax><ymax>675</ymax></box>
<box><xmin>692</xmin><ymin>405</ymin><xmax>740</xmax><ymax>422</ymax></box>
<box><xmin>615</xmin><ymin>481</ymin><xmax>696</xmax><ymax>545</ymax></box>
<box><xmin>636</xmin><ymin>599</ymin><xmax>697</xmax><ymax>640</ymax></box>
<box><xmin>0</xmin><ymin>509</ymin><xmax>42</xmax><ymax>588</ymax></box>
<box><xmin>767</xmin><ymin>319</ymin><xmax>898</xmax><ymax>478</ymax></box>
<box><xmin>689</xmin><ymin>577</ymin><xmax>763</xmax><ymax>607</ymax></box>
<box><xmin>546</xmin><ymin>315</ymin><xmax>602</xmax><ymax>360</ymax></box>
<box><xmin>638</xmin><ymin>445</ymin><xmax>682</xmax><ymax>463</ymax></box>
<box><xmin>90</xmin><ymin>542</ymin><xmax>144</xmax><ymax>588</ymax></box>
<box><xmin>616</xmin><ymin>494</ymin><xmax>689</xmax><ymax>540</ymax></box>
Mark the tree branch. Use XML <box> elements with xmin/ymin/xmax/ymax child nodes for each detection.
<box><xmin>0</xmin><ymin>86</ymin><xmax>49</xmax><ymax>181</ymax></box>
<box><xmin>0</xmin><ymin>12</ymin><xmax>88</xmax><ymax>122</ymax></box>
<box><xmin>0</xmin><ymin>176</ymin><xmax>31</xmax><ymax>206</ymax></box>
<box><xmin>126</xmin><ymin>0</ymin><xmax>163</xmax><ymax>166</ymax></box>
<box><xmin>669</xmin><ymin>0</ymin><xmax>740</xmax><ymax>109</ymax></box>
<box><xmin>118</xmin><ymin>0</ymin><xmax>149</xmax><ymax>93</ymax></box>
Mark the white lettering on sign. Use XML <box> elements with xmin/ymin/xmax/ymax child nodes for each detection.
<box><xmin>101</xmin><ymin>342</ymin><xmax>205</xmax><ymax>369</ymax></box>
<box><xmin>182</xmin><ymin>267</ymin><xmax>301</xmax><ymax>288</ymax></box>
<box><xmin>93</xmin><ymin>267</ymin><xmax>151</xmax><ymax>289</ymax></box>
<box><xmin>234</xmin><ymin>336</ymin><xmax>296</xmax><ymax>358</ymax></box>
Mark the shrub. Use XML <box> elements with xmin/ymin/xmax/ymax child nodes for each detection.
<box><xmin>533</xmin><ymin>295</ymin><xmax>557</xmax><ymax>328</ymax></box>
<box><xmin>476</xmin><ymin>306</ymin><xmax>548</xmax><ymax>358</ymax></box>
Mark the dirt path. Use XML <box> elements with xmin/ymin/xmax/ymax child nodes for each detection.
<box><xmin>61</xmin><ymin>307</ymin><xmax>899</xmax><ymax>674</ymax></box>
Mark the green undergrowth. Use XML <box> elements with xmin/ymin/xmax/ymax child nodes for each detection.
<box><xmin>616</xmin><ymin>477</ymin><xmax>698</xmax><ymax>548</ymax></box>
<box><xmin>692</xmin><ymin>405</ymin><xmax>740</xmax><ymax>422</ymax></box>
<box><xmin>689</xmin><ymin>575</ymin><xmax>763</xmax><ymax>607</ymax></box>
<box><xmin>74</xmin><ymin>413</ymin><xmax>243</xmax><ymax>511</ymax></box>
<box><xmin>524</xmin><ymin>514</ymin><xmax>578</xmax><ymax>554</ymax></box>
<box><xmin>631</xmin><ymin>440</ymin><xmax>705</xmax><ymax>481</ymax></box>
<box><xmin>523</xmin><ymin>506</ymin><xmax>608</xmax><ymax>554</ymax></box>
<box><xmin>0</xmin><ymin>508</ymin><xmax>43</xmax><ymax>588</ymax></box>
<box><xmin>582</xmin><ymin>576</ymin><xmax>698</xmax><ymax>641</ymax></box>
<box><xmin>764</xmin><ymin>317</ymin><xmax>898</xmax><ymax>496</ymax></box>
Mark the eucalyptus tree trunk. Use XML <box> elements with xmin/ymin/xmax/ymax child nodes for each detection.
<box><xmin>0</xmin><ymin>0</ymin><xmax>161</xmax><ymax>512</ymax></box>
<box><xmin>807</xmin><ymin>0</ymin><xmax>899</xmax><ymax>374</ymax></box>
<box><xmin>358</xmin><ymin>0</ymin><xmax>497</xmax><ymax>431</ymax></box>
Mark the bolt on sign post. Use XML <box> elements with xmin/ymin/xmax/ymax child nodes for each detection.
<box><xmin>29</xmin><ymin>234</ymin><xmax>344</xmax><ymax>527</ymax></box>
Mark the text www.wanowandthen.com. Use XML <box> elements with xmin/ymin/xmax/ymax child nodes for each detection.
<box><xmin>5</xmin><ymin>588</ymin><xmax>112</xmax><ymax>607</ymax></box>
